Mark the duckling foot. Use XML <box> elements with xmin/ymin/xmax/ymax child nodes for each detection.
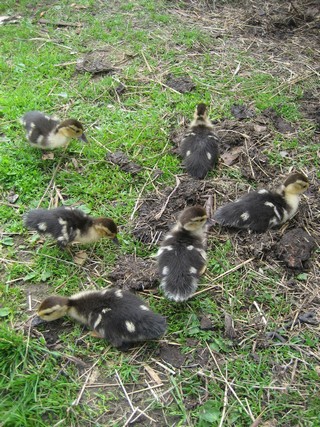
<box><xmin>90</xmin><ymin>331</ymin><xmax>104</xmax><ymax>339</ymax></box>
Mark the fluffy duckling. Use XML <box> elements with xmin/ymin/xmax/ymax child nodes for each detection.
<box><xmin>24</xmin><ymin>206</ymin><xmax>118</xmax><ymax>248</ymax></box>
<box><xmin>37</xmin><ymin>288</ymin><xmax>167</xmax><ymax>350</ymax></box>
<box><xmin>179</xmin><ymin>104</ymin><xmax>219</xmax><ymax>179</ymax></box>
<box><xmin>213</xmin><ymin>172</ymin><xmax>309</xmax><ymax>232</ymax></box>
<box><xmin>157</xmin><ymin>206</ymin><xmax>207</xmax><ymax>302</ymax></box>
<box><xmin>21</xmin><ymin>111</ymin><xmax>88</xmax><ymax>149</ymax></box>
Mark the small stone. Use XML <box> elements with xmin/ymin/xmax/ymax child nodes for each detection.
<box><xmin>200</xmin><ymin>315</ymin><xmax>214</xmax><ymax>331</ymax></box>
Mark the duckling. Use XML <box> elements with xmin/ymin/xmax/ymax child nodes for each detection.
<box><xmin>21</xmin><ymin>111</ymin><xmax>88</xmax><ymax>149</ymax></box>
<box><xmin>24</xmin><ymin>206</ymin><xmax>118</xmax><ymax>248</ymax></box>
<box><xmin>179</xmin><ymin>104</ymin><xmax>219</xmax><ymax>179</ymax></box>
<box><xmin>213</xmin><ymin>172</ymin><xmax>309</xmax><ymax>232</ymax></box>
<box><xmin>37</xmin><ymin>288</ymin><xmax>167</xmax><ymax>350</ymax></box>
<box><xmin>157</xmin><ymin>206</ymin><xmax>207</xmax><ymax>302</ymax></box>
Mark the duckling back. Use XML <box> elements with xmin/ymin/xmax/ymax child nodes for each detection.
<box><xmin>157</xmin><ymin>228</ymin><xmax>206</xmax><ymax>302</ymax></box>
<box><xmin>68</xmin><ymin>289</ymin><xmax>167</xmax><ymax>350</ymax></box>
<box><xmin>213</xmin><ymin>190</ymin><xmax>289</xmax><ymax>232</ymax></box>
<box><xmin>180</xmin><ymin>127</ymin><xmax>219</xmax><ymax>179</ymax></box>
<box><xmin>24</xmin><ymin>207</ymin><xmax>93</xmax><ymax>247</ymax></box>
<box><xmin>180</xmin><ymin>104</ymin><xmax>219</xmax><ymax>179</ymax></box>
<box><xmin>21</xmin><ymin>111</ymin><xmax>59</xmax><ymax>148</ymax></box>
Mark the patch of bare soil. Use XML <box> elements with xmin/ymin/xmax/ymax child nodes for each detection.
<box><xmin>106</xmin><ymin>151</ymin><xmax>142</xmax><ymax>175</ymax></box>
<box><xmin>299</xmin><ymin>87</ymin><xmax>320</xmax><ymax>129</ymax></box>
<box><xmin>108</xmin><ymin>254</ymin><xmax>158</xmax><ymax>290</ymax></box>
<box><xmin>76</xmin><ymin>50</ymin><xmax>117</xmax><ymax>75</ymax></box>
<box><xmin>159</xmin><ymin>343</ymin><xmax>186</xmax><ymax>368</ymax></box>
<box><xmin>133</xmin><ymin>177</ymin><xmax>214</xmax><ymax>244</ymax></box>
<box><xmin>165</xmin><ymin>74</ymin><xmax>195</xmax><ymax>93</ymax></box>
<box><xmin>276</xmin><ymin>228</ymin><xmax>316</xmax><ymax>269</ymax></box>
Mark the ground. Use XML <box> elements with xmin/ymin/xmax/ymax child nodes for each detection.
<box><xmin>1</xmin><ymin>0</ymin><xmax>320</xmax><ymax>426</ymax></box>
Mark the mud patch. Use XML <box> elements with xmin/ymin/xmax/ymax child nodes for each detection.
<box><xmin>240</xmin><ymin>1</ymin><xmax>320</xmax><ymax>37</ymax></box>
<box><xmin>76</xmin><ymin>50</ymin><xmax>117</xmax><ymax>75</ymax></box>
<box><xmin>159</xmin><ymin>343</ymin><xmax>186</xmax><ymax>368</ymax></box>
<box><xmin>106</xmin><ymin>151</ymin><xmax>142</xmax><ymax>175</ymax></box>
<box><xmin>262</xmin><ymin>108</ymin><xmax>295</xmax><ymax>134</ymax></box>
<box><xmin>231</xmin><ymin>104</ymin><xmax>256</xmax><ymax>120</ymax></box>
<box><xmin>299</xmin><ymin>87</ymin><xmax>320</xmax><ymax>129</ymax></box>
<box><xmin>165</xmin><ymin>74</ymin><xmax>195</xmax><ymax>93</ymax></box>
<box><xmin>133</xmin><ymin>177</ymin><xmax>214</xmax><ymax>244</ymax></box>
<box><xmin>108</xmin><ymin>254</ymin><xmax>158</xmax><ymax>290</ymax></box>
<box><xmin>276</xmin><ymin>228</ymin><xmax>316</xmax><ymax>270</ymax></box>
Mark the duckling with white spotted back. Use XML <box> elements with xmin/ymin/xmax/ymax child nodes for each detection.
<box><xmin>179</xmin><ymin>104</ymin><xmax>219</xmax><ymax>179</ymax></box>
<box><xmin>21</xmin><ymin>111</ymin><xmax>88</xmax><ymax>149</ymax></box>
<box><xmin>213</xmin><ymin>172</ymin><xmax>309</xmax><ymax>232</ymax></box>
<box><xmin>37</xmin><ymin>289</ymin><xmax>167</xmax><ymax>350</ymax></box>
<box><xmin>24</xmin><ymin>206</ymin><xmax>118</xmax><ymax>248</ymax></box>
<box><xmin>157</xmin><ymin>206</ymin><xmax>207</xmax><ymax>302</ymax></box>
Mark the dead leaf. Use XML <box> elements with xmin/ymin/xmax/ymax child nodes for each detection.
<box><xmin>221</xmin><ymin>146</ymin><xmax>242</xmax><ymax>165</ymax></box>
<box><xmin>73</xmin><ymin>250</ymin><xmax>88</xmax><ymax>265</ymax></box>
<box><xmin>42</xmin><ymin>152</ymin><xmax>55</xmax><ymax>160</ymax></box>
<box><xmin>144</xmin><ymin>364</ymin><xmax>163</xmax><ymax>385</ymax></box>
<box><xmin>7</xmin><ymin>192</ymin><xmax>19</xmax><ymax>204</ymax></box>
<box><xmin>253</xmin><ymin>124</ymin><xmax>267</xmax><ymax>133</ymax></box>
<box><xmin>106</xmin><ymin>151</ymin><xmax>142</xmax><ymax>175</ymax></box>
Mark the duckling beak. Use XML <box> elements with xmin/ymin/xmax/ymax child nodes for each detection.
<box><xmin>78</xmin><ymin>133</ymin><xmax>88</xmax><ymax>143</ymax></box>
<box><xmin>112</xmin><ymin>236</ymin><xmax>120</xmax><ymax>245</ymax></box>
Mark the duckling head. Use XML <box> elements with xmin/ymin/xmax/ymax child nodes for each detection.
<box><xmin>283</xmin><ymin>172</ymin><xmax>309</xmax><ymax>195</ymax></box>
<box><xmin>195</xmin><ymin>103</ymin><xmax>207</xmax><ymax>119</ymax></box>
<box><xmin>93</xmin><ymin>218</ymin><xmax>119</xmax><ymax>244</ymax></box>
<box><xmin>178</xmin><ymin>206</ymin><xmax>207</xmax><ymax>232</ymax></box>
<box><xmin>37</xmin><ymin>296</ymin><xmax>70</xmax><ymax>321</ymax></box>
<box><xmin>191</xmin><ymin>103</ymin><xmax>213</xmax><ymax>128</ymax></box>
<box><xmin>56</xmin><ymin>119</ymin><xmax>88</xmax><ymax>143</ymax></box>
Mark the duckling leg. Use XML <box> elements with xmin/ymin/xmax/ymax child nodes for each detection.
<box><xmin>199</xmin><ymin>265</ymin><xmax>207</xmax><ymax>276</ymax></box>
<box><xmin>90</xmin><ymin>330</ymin><xmax>104</xmax><ymax>338</ymax></box>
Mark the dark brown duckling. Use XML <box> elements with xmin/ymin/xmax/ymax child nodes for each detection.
<box><xmin>213</xmin><ymin>172</ymin><xmax>309</xmax><ymax>232</ymax></box>
<box><xmin>21</xmin><ymin>111</ymin><xmax>88</xmax><ymax>149</ymax></box>
<box><xmin>37</xmin><ymin>288</ymin><xmax>167</xmax><ymax>351</ymax></box>
<box><xmin>24</xmin><ymin>206</ymin><xmax>118</xmax><ymax>248</ymax></box>
<box><xmin>179</xmin><ymin>104</ymin><xmax>219</xmax><ymax>179</ymax></box>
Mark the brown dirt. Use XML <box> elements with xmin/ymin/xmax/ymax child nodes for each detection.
<box><xmin>108</xmin><ymin>254</ymin><xmax>158</xmax><ymax>290</ymax></box>
<box><xmin>165</xmin><ymin>74</ymin><xmax>196</xmax><ymax>93</ymax></box>
<box><xmin>106</xmin><ymin>151</ymin><xmax>142</xmax><ymax>175</ymax></box>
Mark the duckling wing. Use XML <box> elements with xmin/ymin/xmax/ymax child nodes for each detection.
<box><xmin>213</xmin><ymin>191</ymin><xmax>288</xmax><ymax>232</ymax></box>
<box><xmin>180</xmin><ymin>126</ymin><xmax>219</xmax><ymax>179</ymax></box>
<box><xmin>22</xmin><ymin>111</ymin><xmax>59</xmax><ymax>145</ymax></box>
<box><xmin>92</xmin><ymin>291</ymin><xmax>167</xmax><ymax>348</ymax></box>
<box><xmin>158</xmin><ymin>233</ymin><xmax>206</xmax><ymax>301</ymax></box>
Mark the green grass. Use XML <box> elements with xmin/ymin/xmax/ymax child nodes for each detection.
<box><xmin>1</xmin><ymin>0</ymin><xmax>319</xmax><ymax>425</ymax></box>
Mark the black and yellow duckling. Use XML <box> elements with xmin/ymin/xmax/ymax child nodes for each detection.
<box><xmin>37</xmin><ymin>288</ymin><xmax>167</xmax><ymax>350</ymax></box>
<box><xmin>21</xmin><ymin>111</ymin><xmax>88</xmax><ymax>149</ymax></box>
<box><xmin>24</xmin><ymin>206</ymin><xmax>118</xmax><ymax>248</ymax></box>
<box><xmin>179</xmin><ymin>104</ymin><xmax>219</xmax><ymax>179</ymax></box>
<box><xmin>213</xmin><ymin>172</ymin><xmax>309</xmax><ymax>232</ymax></box>
<box><xmin>157</xmin><ymin>206</ymin><xmax>207</xmax><ymax>302</ymax></box>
